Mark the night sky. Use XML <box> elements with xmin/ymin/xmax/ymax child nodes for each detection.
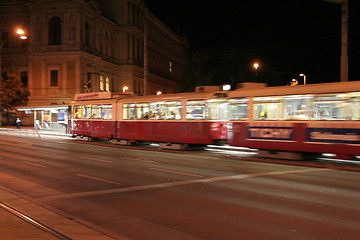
<box><xmin>145</xmin><ymin>0</ymin><xmax>360</xmax><ymax>85</ymax></box>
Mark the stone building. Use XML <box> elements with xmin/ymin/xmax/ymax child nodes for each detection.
<box><xmin>0</xmin><ymin>0</ymin><xmax>189</xmax><ymax>107</ymax></box>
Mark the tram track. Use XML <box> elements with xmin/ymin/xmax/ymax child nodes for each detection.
<box><xmin>0</xmin><ymin>201</ymin><xmax>73</xmax><ymax>240</ymax></box>
<box><xmin>69</xmin><ymin>139</ymin><xmax>360</xmax><ymax>172</ymax></box>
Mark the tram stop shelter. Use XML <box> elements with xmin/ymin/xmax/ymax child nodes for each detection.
<box><xmin>16</xmin><ymin>104</ymin><xmax>68</xmax><ymax>132</ymax></box>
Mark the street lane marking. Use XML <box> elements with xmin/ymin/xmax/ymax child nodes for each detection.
<box><xmin>122</xmin><ymin>157</ymin><xmax>157</xmax><ymax>163</ymax></box>
<box><xmin>39</xmin><ymin>168</ymin><xmax>329</xmax><ymax>201</ymax></box>
<box><xmin>80</xmin><ymin>156</ymin><xmax>112</xmax><ymax>163</ymax></box>
<box><xmin>21</xmin><ymin>161</ymin><xmax>48</xmax><ymax>168</ymax></box>
<box><xmin>76</xmin><ymin>173</ymin><xmax>123</xmax><ymax>186</ymax></box>
<box><xmin>149</xmin><ymin>167</ymin><xmax>204</xmax><ymax>178</ymax></box>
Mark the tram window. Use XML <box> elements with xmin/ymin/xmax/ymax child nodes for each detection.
<box><xmin>136</xmin><ymin>103</ymin><xmax>150</xmax><ymax>119</ymax></box>
<box><xmin>283</xmin><ymin>95</ymin><xmax>313</xmax><ymax>120</ymax></box>
<box><xmin>313</xmin><ymin>94</ymin><xmax>352</xmax><ymax>120</ymax></box>
<box><xmin>123</xmin><ymin>103</ymin><xmax>136</xmax><ymax>120</ymax></box>
<box><xmin>164</xmin><ymin>101</ymin><xmax>182</xmax><ymax>120</ymax></box>
<box><xmin>149</xmin><ymin>102</ymin><xmax>166</xmax><ymax>119</ymax></box>
<box><xmin>349</xmin><ymin>93</ymin><xmax>360</xmax><ymax>120</ymax></box>
<box><xmin>208</xmin><ymin>99</ymin><xmax>228</xmax><ymax>120</ymax></box>
<box><xmin>254</xmin><ymin>97</ymin><xmax>281</xmax><ymax>120</ymax></box>
<box><xmin>101</xmin><ymin>105</ymin><xmax>112</xmax><ymax>120</ymax></box>
<box><xmin>91</xmin><ymin>105</ymin><xmax>101</xmax><ymax>119</ymax></box>
<box><xmin>82</xmin><ymin>105</ymin><xmax>91</xmax><ymax>119</ymax></box>
<box><xmin>186</xmin><ymin>100</ymin><xmax>208</xmax><ymax>120</ymax></box>
<box><xmin>229</xmin><ymin>99</ymin><xmax>248</xmax><ymax>120</ymax></box>
<box><xmin>74</xmin><ymin>105</ymin><xmax>84</xmax><ymax>119</ymax></box>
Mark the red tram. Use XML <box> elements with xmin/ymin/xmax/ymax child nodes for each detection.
<box><xmin>69</xmin><ymin>90</ymin><xmax>228</xmax><ymax>150</ymax></box>
<box><xmin>227</xmin><ymin>81</ymin><xmax>360</xmax><ymax>160</ymax></box>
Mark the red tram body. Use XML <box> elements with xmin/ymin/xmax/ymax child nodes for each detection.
<box><xmin>227</xmin><ymin>81</ymin><xmax>360</xmax><ymax>159</ymax></box>
<box><xmin>69</xmin><ymin>90</ymin><xmax>228</xmax><ymax>150</ymax></box>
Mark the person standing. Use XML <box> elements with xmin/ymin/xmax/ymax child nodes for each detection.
<box><xmin>16</xmin><ymin>117</ymin><xmax>21</xmax><ymax>129</ymax></box>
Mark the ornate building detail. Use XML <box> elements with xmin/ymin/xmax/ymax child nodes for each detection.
<box><xmin>0</xmin><ymin>0</ymin><xmax>189</xmax><ymax>106</ymax></box>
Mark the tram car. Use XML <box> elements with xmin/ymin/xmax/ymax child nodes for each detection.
<box><xmin>69</xmin><ymin>88</ymin><xmax>228</xmax><ymax>150</ymax></box>
<box><xmin>227</xmin><ymin>81</ymin><xmax>360</xmax><ymax>160</ymax></box>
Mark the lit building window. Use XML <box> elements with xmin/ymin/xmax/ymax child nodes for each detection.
<box><xmin>99</xmin><ymin>75</ymin><xmax>104</xmax><ymax>91</ymax></box>
<box><xmin>169</xmin><ymin>61</ymin><xmax>172</xmax><ymax>72</ymax></box>
<box><xmin>105</xmin><ymin>77</ymin><xmax>110</xmax><ymax>91</ymax></box>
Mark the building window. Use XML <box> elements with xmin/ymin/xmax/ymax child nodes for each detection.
<box><xmin>2</xmin><ymin>31</ymin><xmax>9</xmax><ymax>48</ymax></box>
<box><xmin>48</xmin><ymin>16</ymin><xmax>62</xmax><ymax>45</ymax></box>
<box><xmin>85</xmin><ymin>21</ymin><xmax>91</xmax><ymax>48</ymax></box>
<box><xmin>20</xmin><ymin>71</ymin><xmax>28</xmax><ymax>87</ymax></box>
<box><xmin>99</xmin><ymin>75</ymin><xmax>104</xmax><ymax>91</ymax></box>
<box><xmin>169</xmin><ymin>61</ymin><xmax>173</xmax><ymax>73</ymax></box>
<box><xmin>105</xmin><ymin>77</ymin><xmax>110</xmax><ymax>91</ymax></box>
<box><xmin>50</xmin><ymin>70</ymin><xmax>59</xmax><ymax>87</ymax></box>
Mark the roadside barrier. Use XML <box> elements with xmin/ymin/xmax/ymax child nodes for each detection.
<box><xmin>0</xmin><ymin>128</ymin><xmax>41</xmax><ymax>138</ymax></box>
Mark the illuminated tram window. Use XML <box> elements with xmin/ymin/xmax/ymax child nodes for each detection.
<box><xmin>229</xmin><ymin>98</ymin><xmax>248</xmax><ymax>120</ymax></box>
<box><xmin>208</xmin><ymin>99</ymin><xmax>228</xmax><ymax>120</ymax></box>
<box><xmin>254</xmin><ymin>97</ymin><xmax>281</xmax><ymax>120</ymax></box>
<box><xmin>186</xmin><ymin>100</ymin><xmax>208</xmax><ymax>120</ymax></box>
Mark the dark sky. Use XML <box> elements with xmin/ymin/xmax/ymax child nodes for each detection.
<box><xmin>145</xmin><ymin>0</ymin><xmax>360</xmax><ymax>84</ymax></box>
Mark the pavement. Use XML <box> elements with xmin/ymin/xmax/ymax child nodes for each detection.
<box><xmin>0</xmin><ymin>126</ymin><xmax>119</xmax><ymax>240</ymax></box>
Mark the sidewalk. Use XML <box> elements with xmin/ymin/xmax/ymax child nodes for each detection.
<box><xmin>0</xmin><ymin>126</ymin><xmax>71</xmax><ymax>138</ymax></box>
<box><xmin>0</xmin><ymin>188</ymin><xmax>116</xmax><ymax>240</ymax></box>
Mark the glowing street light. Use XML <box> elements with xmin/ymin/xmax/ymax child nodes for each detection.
<box><xmin>222</xmin><ymin>84</ymin><xmax>231</xmax><ymax>91</ymax></box>
<box><xmin>16</xmin><ymin>29</ymin><xmax>25</xmax><ymax>35</ymax></box>
<box><xmin>122</xmin><ymin>86</ymin><xmax>129</xmax><ymax>92</ymax></box>
<box><xmin>0</xmin><ymin>28</ymin><xmax>28</xmax><ymax>126</ymax></box>
<box><xmin>253</xmin><ymin>62</ymin><xmax>260</xmax><ymax>70</ymax></box>
<box><xmin>299</xmin><ymin>73</ymin><xmax>306</xmax><ymax>85</ymax></box>
<box><xmin>290</xmin><ymin>79</ymin><xmax>298</xmax><ymax>86</ymax></box>
<box><xmin>156</xmin><ymin>91</ymin><xmax>162</xmax><ymax>95</ymax></box>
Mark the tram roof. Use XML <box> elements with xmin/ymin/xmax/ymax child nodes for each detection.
<box><xmin>117</xmin><ymin>91</ymin><xmax>227</xmax><ymax>103</ymax></box>
<box><xmin>228</xmin><ymin>80</ymin><xmax>360</xmax><ymax>98</ymax></box>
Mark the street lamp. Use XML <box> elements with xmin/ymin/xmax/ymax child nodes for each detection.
<box><xmin>299</xmin><ymin>73</ymin><xmax>306</xmax><ymax>85</ymax></box>
<box><xmin>253</xmin><ymin>62</ymin><xmax>260</xmax><ymax>70</ymax></box>
<box><xmin>0</xmin><ymin>28</ymin><xmax>27</xmax><ymax>126</ymax></box>
<box><xmin>290</xmin><ymin>79</ymin><xmax>298</xmax><ymax>86</ymax></box>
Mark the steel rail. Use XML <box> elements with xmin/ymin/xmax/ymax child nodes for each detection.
<box><xmin>0</xmin><ymin>201</ymin><xmax>72</xmax><ymax>240</ymax></box>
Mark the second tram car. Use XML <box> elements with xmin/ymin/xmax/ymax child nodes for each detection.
<box><xmin>227</xmin><ymin>81</ymin><xmax>360</xmax><ymax>160</ymax></box>
<box><xmin>69</xmin><ymin>90</ymin><xmax>228</xmax><ymax>150</ymax></box>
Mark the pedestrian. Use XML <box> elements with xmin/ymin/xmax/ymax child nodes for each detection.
<box><xmin>35</xmin><ymin>119</ymin><xmax>41</xmax><ymax>130</ymax></box>
<box><xmin>16</xmin><ymin>117</ymin><xmax>21</xmax><ymax>129</ymax></box>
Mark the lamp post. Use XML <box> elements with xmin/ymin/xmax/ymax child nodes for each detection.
<box><xmin>299</xmin><ymin>73</ymin><xmax>306</xmax><ymax>85</ymax></box>
<box><xmin>322</xmin><ymin>0</ymin><xmax>348</xmax><ymax>82</ymax></box>
<box><xmin>0</xmin><ymin>28</ymin><xmax>27</xmax><ymax>126</ymax></box>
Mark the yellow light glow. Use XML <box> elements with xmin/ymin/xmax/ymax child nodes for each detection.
<box><xmin>156</xmin><ymin>91</ymin><xmax>162</xmax><ymax>95</ymax></box>
<box><xmin>16</xmin><ymin>29</ymin><xmax>25</xmax><ymax>35</ymax></box>
<box><xmin>122</xmin><ymin>86</ymin><xmax>129</xmax><ymax>92</ymax></box>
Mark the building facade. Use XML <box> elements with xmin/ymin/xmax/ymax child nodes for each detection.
<box><xmin>0</xmin><ymin>0</ymin><xmax>189</xmax><ymax>107</ymax></box>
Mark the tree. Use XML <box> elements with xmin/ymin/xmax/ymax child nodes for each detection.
<box><xmin>0</xmin><ymin>72</ymin><xmax>29</xmax><ymax>124</ymax></box>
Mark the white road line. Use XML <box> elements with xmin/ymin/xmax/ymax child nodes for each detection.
<box><xmin>80</xmin><ymin>156</ymin><xmax>112</xmax><ymax>163</ymax></box>
<box><xmin>39</xmin><ymin>168</ymin><xmax>329</xmax><ymax>202</ymax></box>
<box><xmin>76</xmin><ymin>173</ymin><xmax>123</xmax><ymax>186</ymax></box>
<box><xmin>122</xmin><ymin>157</ymin><xmax>157</xmax><ymax>163</ymax></box>
<box><xmin>149</xmin><ymin>167</ymin><xmax>204</xmax><ymax>178</ymax></box>
<box><xmin>21</xmin><ymin>161</ymin><xmax>48</xmax><ymax>168</ymax></box>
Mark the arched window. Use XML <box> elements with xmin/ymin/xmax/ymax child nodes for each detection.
<box><xmin>48</xmin><ymin>16</ymin><xmax>62</xmax><ymax>45</ymax></box>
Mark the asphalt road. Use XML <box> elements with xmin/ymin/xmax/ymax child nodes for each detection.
<box><xmin>0</xmin><ymin>134</ymin><xmax>359</xmax><ymax>240</ymax></box>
